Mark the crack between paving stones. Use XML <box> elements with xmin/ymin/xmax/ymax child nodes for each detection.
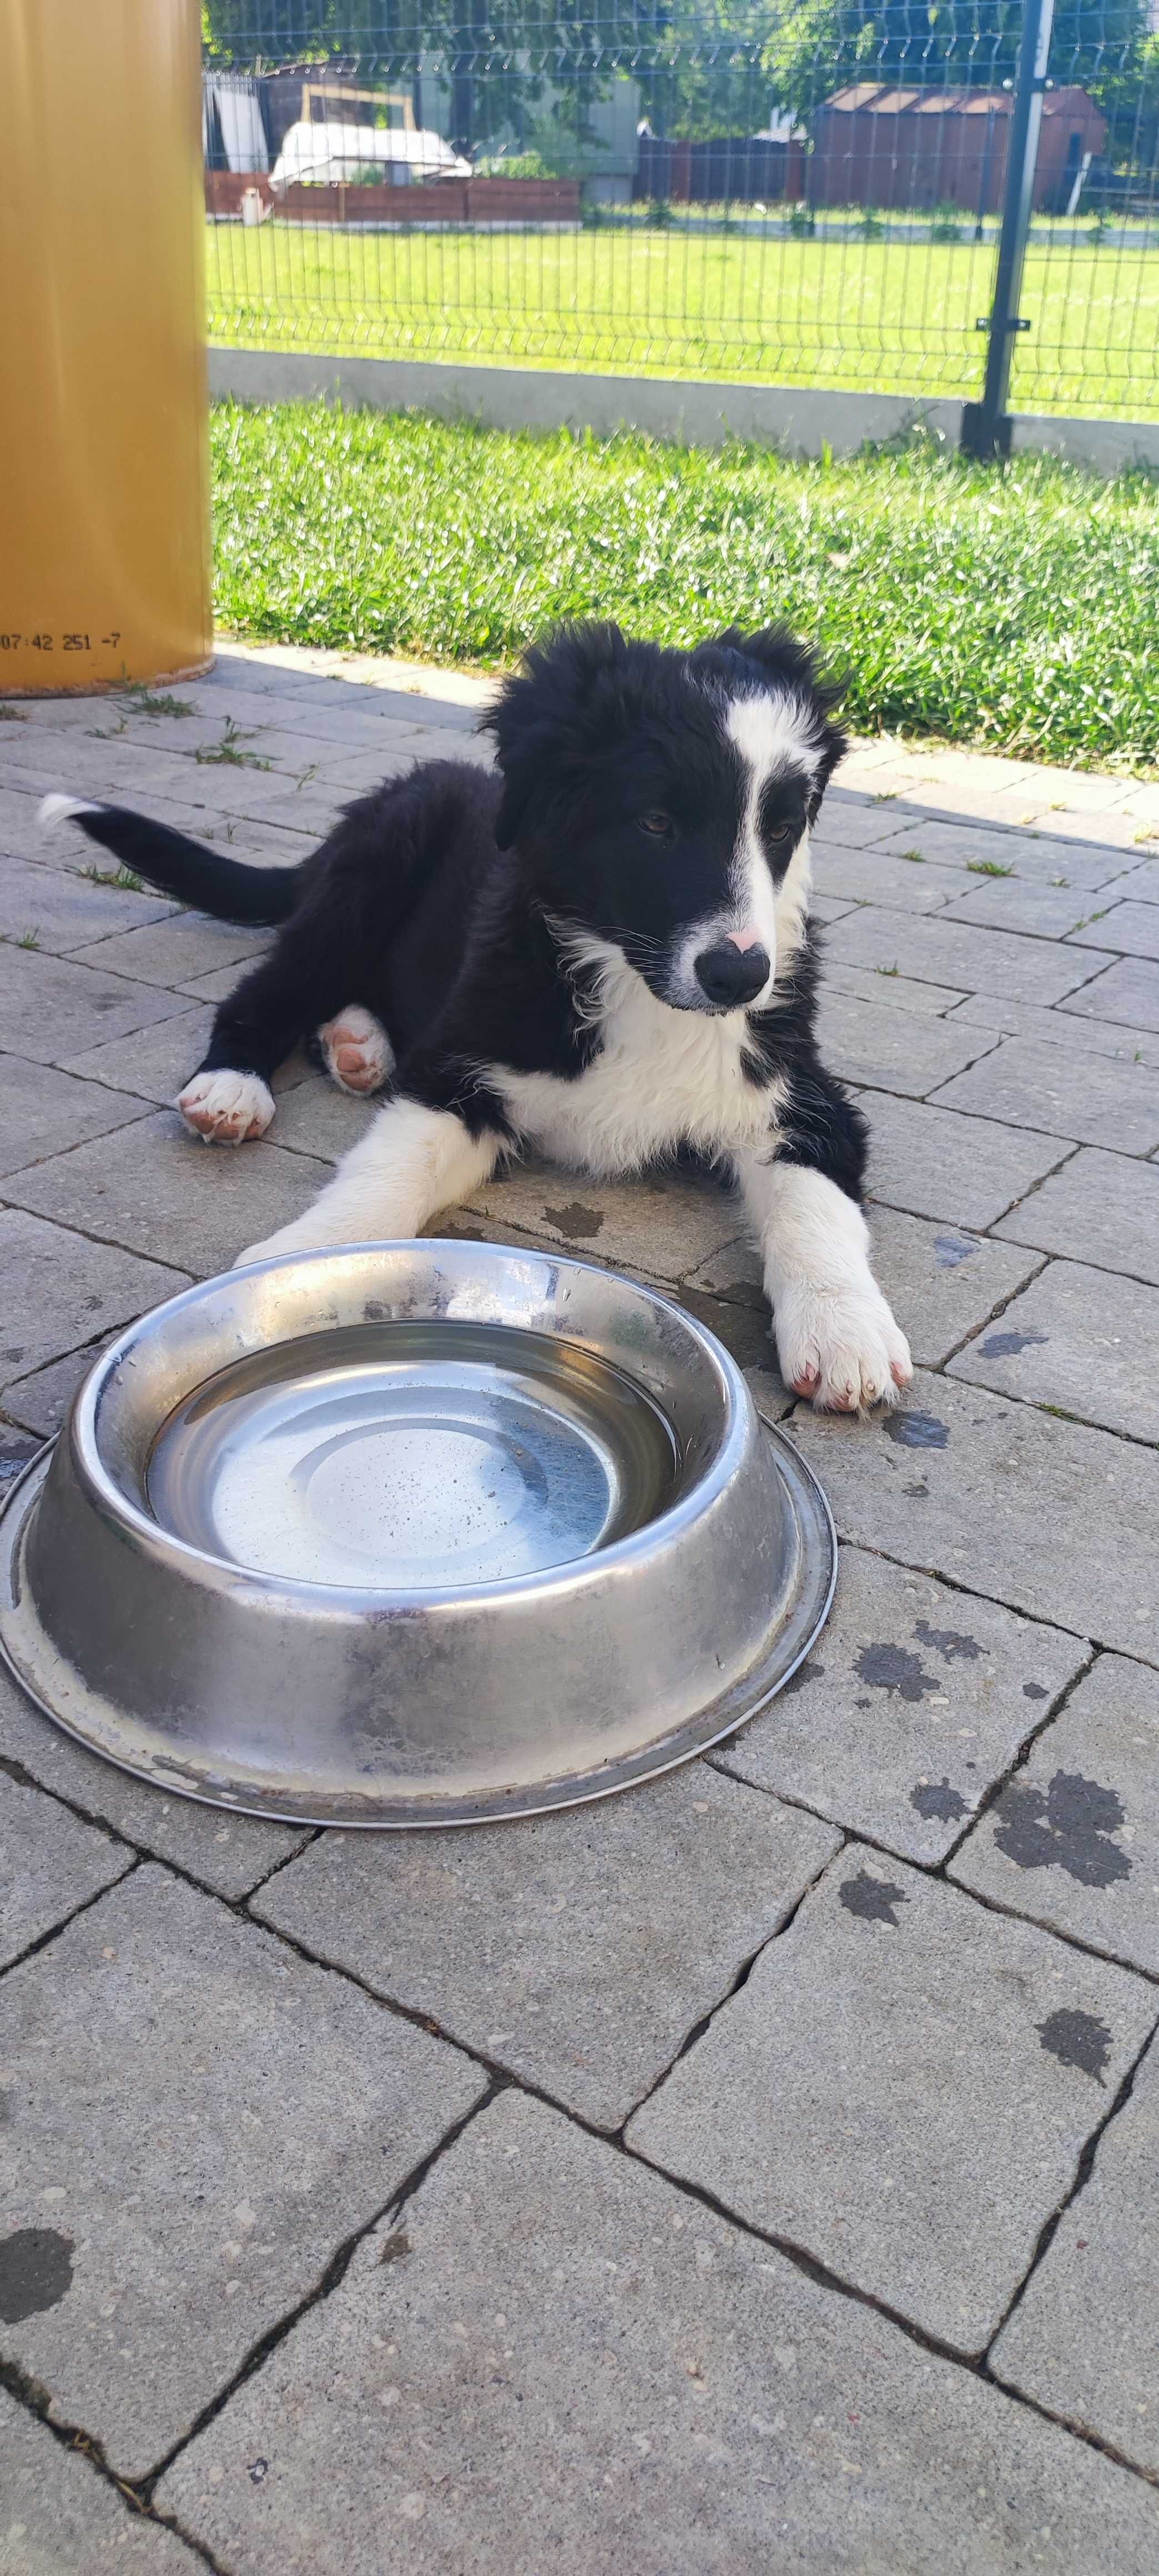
<box><xmin>618</xmin><ymin>1834</ymin><xmax>851</xmax><ymax>2127</ymax></box>
<box><xmin>790</xmin><ymin>1520</ymin><xmax>1159</xmax><ymax>1679</ymax></box>
<box><xmin>982</xmin><ymin>2017</ymin><xmax>1159</xmax><ymax>2416</ymax></box>
<box><xmin>925</xmin><ymin>1250</ymin><xmax>1054</xmax><ymax>1373</ymax></box>
<box><xmin>936</xmin><ymin>1642</ymin><xmax>1101</xmax><ymax>1874</ymax></box>
<box><xmin>0</xmin><ymin>1848</ymin><xmax>139</xmax><ymax>1981</ymax></box>
<box><xmin>616</xmin><ymin>2128</ymin><xmax>1159</xmax><ymax>2491</ymax></box>
<box><xmin>865</xmin><ymin>1128</ymin><xmax>1082</xmax><ymax>1232</ymax></box>
<box><xmin>0</xmin><ymin>2352</ymin><xmax>244</xmax><ymax>2576</ymax></box>
<box><xmin>134</xmin><ymin>2080</ymin><xmax>503</xmax><ymax>2504</ymax></box>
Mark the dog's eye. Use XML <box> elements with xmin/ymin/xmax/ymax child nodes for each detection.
<box><xmin>765</xmin><ymin>823</ymin><xmax>792</xmax><ymax>844</ymax></box>
<box><xmin>638</xmin><ymin>811</ymin><xmax>673</xmax><ymax>839</ymax></box>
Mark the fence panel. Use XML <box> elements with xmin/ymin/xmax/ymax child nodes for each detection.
<box><xmin>201</xmin><ymin>6</ymin><xmax>1159</xmax><ymax>421</ymax></box>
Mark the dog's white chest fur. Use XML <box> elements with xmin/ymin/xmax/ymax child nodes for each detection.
<box><xmin>487</xmin><ymin>955</ymin><xmax>782</xmax><ymax>1178</ymax></box>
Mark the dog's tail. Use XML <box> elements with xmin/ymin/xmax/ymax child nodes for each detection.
<box><xmin>38</xmin><ymin>796</ymin><xmax>300</xmax><ymax>926</ymax></box>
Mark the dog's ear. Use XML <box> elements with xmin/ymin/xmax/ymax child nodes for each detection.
<box><xmin>711</xmin><ymin>623</ymin><xmax>849</xmax><ymax>809</ymax></box>
<box><xmin>481</xmin><ymin>622</ymin><xmax>630</xmax><ymax>850</ymax></box>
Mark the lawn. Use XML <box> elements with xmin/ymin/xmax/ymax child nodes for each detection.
<box><xmin>210</xmin><ymin>400</ymin><xmax>1159</xmax><ymax>771</ymax></box>
<box><xmin>205</xmin><ymin>218</ymin><xmax>1159</xmax><ymax>421</ymax></box>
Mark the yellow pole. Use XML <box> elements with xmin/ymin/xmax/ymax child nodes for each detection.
<box><xmin>0</xmin><ymin>0</ymin><xmax>213</xmax><ymax>696</ymax></box>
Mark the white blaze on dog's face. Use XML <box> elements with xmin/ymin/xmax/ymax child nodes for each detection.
<box><xmin>666</xmin><ymin>688</ymin><xmax>824</xmax><ymax>1015</ymax></box>
<box><xmin>486</xmin><ymin>621</ymin><xmax>846</xmax><ymax>1019</ymax></box>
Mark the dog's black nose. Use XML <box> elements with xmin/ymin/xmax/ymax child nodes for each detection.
<box><xmin>694</xmin><ymin>942</ymin><xmax>770</xmax><ymax>1007</ymax></box>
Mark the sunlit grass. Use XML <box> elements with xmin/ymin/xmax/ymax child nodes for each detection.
<box><xmin>210</xmin><ymin>400</ymin><xmax>1159</xmax><ymax>772</ymax></box>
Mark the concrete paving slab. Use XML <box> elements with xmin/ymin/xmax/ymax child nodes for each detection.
<box><xmin>993</xmin><ymin>1149</ymin><xmax>1159</xmax><ymax>1287</ymax></box>
<box><xmin>689</xmin><ymin>1206</ymin><xmax>1042</xmax><ymax>1370</ymax></box>
<box><xmin>254</xmin><ymin>1768</ymin><xmax>839</xmax><ymax>2130</ymax></box>
<box><xmin>1069</xmin><ymin>902</ymin><xmax>1159</xmax><ymax>962</ymax></box>
<box><xmin>713</xmin><ymin>1544</ymin><xmax>1087</xmax><ymax>1863</ymax></box>
<box><xmin>858</xmin><ymin>819</ymin><xmax>1132</xmax><ymax>892</ymax></box>
<box><xmin>812</xmin><ymin>795</ymin><xmax>924</xmax><ymax>849</ymax></box>
<box><xmin>947</xmin><ymin>1261</ymin><xmax>1159</xmax><ymax>1443</ymax></box>
<box><xmin>0</xmin><ymin>2391</ymin><xmax>202</xmax><ymax>2572</ymax></box>
<box><xmin>0</xmin><ymin>1670</ymin><xmax>314</xmax><ymax>1903</ymax></box>
<box><xmin>0</xmin><ymin>1770</ymin><xmax>130</xmax><ymax>1969</ymax></box>
<box><xmin>930</xmin><ymin>1039</ymin><xmax>1159</xmax><ymax>1156</ymax></box>
<box><xmin>60</xmin><ymin>1009</ymin><xmax>311</xmax><ymax>1107</ymax></box>
<box><xmin>815</xmin><ymin>988</ymin><xmax>1001</xmax><ymax>1097</ymax></box>
<box><xmin>0</xmin><ymin>855</ymin><xmax>175</xmax><ymax>952</ymax></box>
<box><xmin>990</xmin><ymin>2027</ymin><xmax>1159</xmax><ymax>2476</ymax></box>
<box><xmin>824</xmin><ymin>961</ymin><xmax>970</xmax><ymax>1015</ymax></box>
<box><xmin>628</xmin><ymin>1853</ymin><xmax>1155</xmax><ymax>2356</ymax></box>
<box><xmin>3</xmin><ymin>1116</ymin><xmax>331</xmax><ymax>1280</ymax></box>
<box><xmin>155</xmin><ymin>2089</ymin><xmax>1159</xmax><ymax>2576</ymax></box>
<box><xmin>0</xmin><ymin>947</ymin><xmax>192</xmax><ymax>1065</ymax></box>
<box><xmin>471</xmin><ymin>1159</ymin><xmax>744</xmax><ymax>1284</ymax></box>
<box><xmin>939</xmin><ymin>879</ymin><xmax>1096</xmax><ymax>939</ymax></box>
<box><xmin>2</xmin><ymin>1337</ymin><xmax>117</xmax><ymax>1438</ymax></box>
<box><xmin>0</xmin><ymin>1866</ymin><xmax>485</xmax><ymax>2478</ymax></box>
<box><xmin>1059</xmin><ymin>957</ymin><xmax>1159</xmax><ymax>1032</ymax></box>
<box><xmin>0</xmin><ymin>1055</ymin><xmax>150</xmax><ymax>1178</ymax></box>
<box><xmin>950</xmin><ymin>1654</ymin><xmax>1159</xmax><ymax>1975</ymax></box>
<box><xmin>70</xmin><ymin>916</ymin><xmax>270</xmax><ymax>991</ymax></box>
<box><xmin>946</xmin><ymin>993</ymin><xmax>1159</xmax><ymax>1068</ymax></box>
<box><xmin>823</xmin><ymin>910</ymin><xmax>1116</xmax><ymax>1007</ymax></box>
<box><xmin>810</xmin><ymin>841</ymin><xmax>968</xmax><ymax>911</ymax></box>
<box><xmin>785</xmin><ymin>1372</ymin><xmax>1159</xmax><ymax>1662</ymax></box>
<box><xmin>0</xmin><ymin>1209</ymin><xmax>189</xmax><ymax>1380</ymax></box>
<box><xmin>859</xmin><ymin>1093</ymin><xmax>1071</xmax><ymax>1227</ymax></box>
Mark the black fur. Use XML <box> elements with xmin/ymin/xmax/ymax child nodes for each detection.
<box><xmin>53</xmin><ymin>621</ymin><xmax>865</xmax><ymax>1196</ymax></box>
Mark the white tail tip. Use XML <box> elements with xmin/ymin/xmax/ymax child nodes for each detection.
<box><xmin>39</xmin><ymin>793</ymin><xmax>101</xmax><ymax>831</ymax></box>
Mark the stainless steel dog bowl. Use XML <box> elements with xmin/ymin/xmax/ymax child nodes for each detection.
<box><xmin>0</xmin><ymin>1242</ymin><xmax>834</xmax><ymax>1827</ymax></box>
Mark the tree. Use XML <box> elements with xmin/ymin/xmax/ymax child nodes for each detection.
<box><xmin>762</xmin><ymin>2</ymin><xmax>1158</xmax><ymax>127</ymax></box>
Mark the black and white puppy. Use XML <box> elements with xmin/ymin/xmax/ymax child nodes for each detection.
<box><xmin>42</xmin><ymin>621</ymin><xmax>911</xmax><ymax>1410</ymax></box>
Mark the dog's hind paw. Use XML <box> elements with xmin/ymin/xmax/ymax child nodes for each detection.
<box><xmin>318</xmin><ymin>1005</ymin><xmax>394</xmax><ymax>1096</ymax></box>
<box><xmin>178</xmin><ymin>1070</ymin><xmax>275</xmax><ymax>1145</ymax></box>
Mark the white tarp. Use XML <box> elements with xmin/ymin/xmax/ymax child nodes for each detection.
<box><xmin>205</xmin><ymin>76</ymin><xmax>269</xmax><ymax>174</ymax></box>
<box><xmin>270</xmin><ymin>121</ymin><xmax>470</xmax><ymax>191</ymax></box>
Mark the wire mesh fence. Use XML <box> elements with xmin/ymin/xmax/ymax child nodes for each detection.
<box><xmin>202</xmin><ymin>5</ymin><xmax>1159</xmax><ymax>421</ymax></box>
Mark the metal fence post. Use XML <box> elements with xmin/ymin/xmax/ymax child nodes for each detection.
<box><xmin>961</xmin><ymin>0</ymin><xmax>1056</xmax><ymax>460</ymax></box>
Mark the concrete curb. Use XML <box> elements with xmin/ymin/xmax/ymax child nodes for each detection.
<box><xmin>207</xmin><ymin>347</ymin><xmax>1159</xmax><ymax>473</ymax></box>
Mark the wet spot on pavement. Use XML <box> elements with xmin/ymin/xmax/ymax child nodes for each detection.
<box><xmin>782</xmin><ymin>1659</ymin><xmax>824</xmax><ymax>1698</ymax></box>
<box><xmin>914</xmin><ymin>1619</ymin><xmax>981</xmax><ymax>1663</ymax></box>
<box><xmin>885</xmin><ymin>1413</ymin><xmax>949</xmax><ymax>1450</ymax></box>
<box><xmin>993</xmin><ymin>1772</ymin><xmax>1131</xmax><ymax>1889</ymax></box>
<box><xmin>1037</xmin><ymin>2008</ymin><xmax>1112</xmax><ymax>2086</ymax></box>
<box><xmin>979</xmin><ymin>1330</ymin><xmax>1050</xmax><ymax>1359</ymax></box>
<box><xmin>933</xmin><ymin>1235</ymin><xmax>977</xmax><ymax>1269</ymax></box>
<box><xmin>543</xmin><ymin>1201</ymin><xmax>604</xmax><ymax>1241</ymax></box>
<box><xmin>1023</xmin><ymin>1683</ymin><xmax>1050</xmax><ymax>1702</ymax></box>
<box><xmin>839</xmin><ymin>1870</ymin><xmax>909</xmax><ymax>1928</ymax></box>
<box><xmin>0</xmin><ymin>2227</ymin><xmax>74</xmax><ymax>2323</ymax></box>
<box><xmin>910</xmin><ymin>1780</ymin><xmax>970</xmax><ymax>1822</ymax></box>
<box><xmin>856</xmin><ymin>1644</ymin><xmax>939</xmax><ymax>1703</ymax></box>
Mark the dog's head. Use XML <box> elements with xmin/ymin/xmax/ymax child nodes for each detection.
<box><xmin>483</xmin><ymin>620</ymin><xmax>846</xmax><ymax>1014</ymax></box>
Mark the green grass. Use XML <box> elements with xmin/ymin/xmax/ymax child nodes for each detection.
<box><xmin>205</xmin><ymin>219</ymin><xmax>1159</xmax><ymax>419</ymax></box>
<box><xmin>210</xmin><ymin>401</ymin><xmax>1159</xmax><ymax>771</ymax></box>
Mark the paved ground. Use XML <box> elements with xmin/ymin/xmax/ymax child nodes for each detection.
<box><xmin>1</xmin><ymin>642</ymin><xmax>1157</xmax><ymax>2574</ymax></box>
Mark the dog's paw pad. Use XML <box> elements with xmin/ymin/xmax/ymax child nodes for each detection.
<box><xmin>780</xmin><ymin>1292</ymin><xmax>912</xmax><ymax>1416</ymax></box>
<box><xmin>319</xmin><ymin>1007</ymin><xmax>393</xmax><ymax>1096</ymax></box>
<box><xmin>178</xmin><ymin>1070</ymin><xmax>275</xmax><ymax>1145</ymax></box>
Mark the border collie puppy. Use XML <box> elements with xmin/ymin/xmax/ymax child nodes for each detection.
<box><xmin>42</xmin><ymin>621</ymin><xmax>911</xmax><ymax>1410</ymax></box>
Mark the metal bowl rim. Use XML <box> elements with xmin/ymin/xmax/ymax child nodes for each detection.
<box><xmin>64</xmin><ymin>1240</ymin><xmax>760</xmax><ymax>1610</ymax></box>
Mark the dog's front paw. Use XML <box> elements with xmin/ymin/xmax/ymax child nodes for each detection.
<box><xmin>318</xmin><ymin>1007</ymin><xmax>393</xmax><ymax>1096</ymax></box>
<box><xmin>777</xmin><ymin>1286</ymin><xmax>912</xmax><ymax>1414</ymax></box>
<box><xmin>178</xmin><ymin>1070</ymin><xmax>274</xmax><ymax>1145</ymax></box>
